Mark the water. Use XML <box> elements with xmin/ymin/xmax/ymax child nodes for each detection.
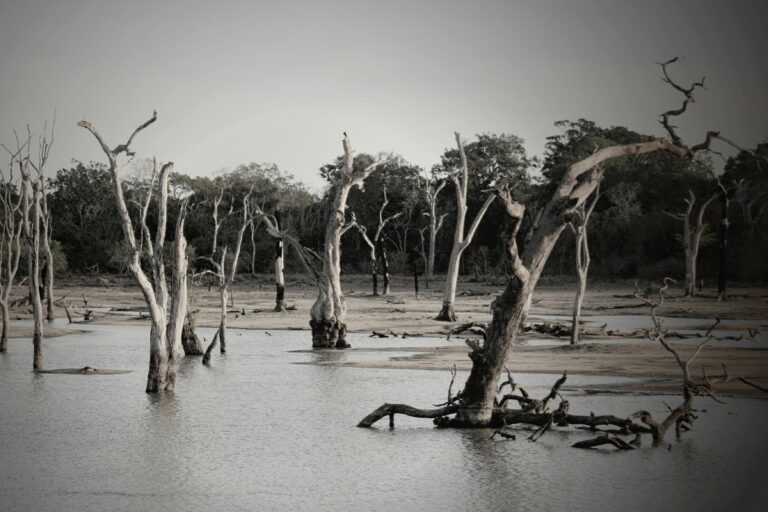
<box><xmin>1</xmin><ymin>322</ymin><xmax>767</xmax><ymax>512</ymax></box>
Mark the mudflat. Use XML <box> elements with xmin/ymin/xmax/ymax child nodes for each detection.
<box><xmin>12</xmin><ymin>273</ymin><xmax>768</xmax><ymax>395</ymax></box>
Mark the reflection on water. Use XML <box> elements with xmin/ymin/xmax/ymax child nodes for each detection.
<box><xmin>1</xmin><ymin>323</ymin><xmax>767</xmax><ymax>512</ymax></box>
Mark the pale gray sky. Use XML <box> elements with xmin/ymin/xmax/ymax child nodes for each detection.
<box><xmin>1</xmin><ymin>0</ymin><xmax>766</xmax><ymax>190</ymax></box>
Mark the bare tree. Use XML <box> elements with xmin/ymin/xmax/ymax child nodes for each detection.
<box><xmin>0</xmin><ymin>146</ymin><xmax>25</xmax><ymax>352</ymax></box>
<box><xmin>272</xmin><ymin>213</ymin><xmax>287</xmax><ymax>311</ymax></box>
<box><xmin>666</xmin><ymin>189</ymin><xmax>718</xmax><ymax>296</ymax></box>
<box><xmin>354</xmin><ymin>186</ymin><xmax>402</xmax><ymax>296</ymax></box>
<box><xmin>78</xmin><ymin>112</ymin><xmax>191</xmax><ymax>392</ymax></box>
<box><xmin>4</xmin><ymin>126</ymin><xmax>52</xmax><ymax>370</ymax></box>
<box><xmin>421</xmin><ymin>174</ymin><xmax>447</xmax><ymax>288</ymax></box>
<box><xmin>201</xmin><ymin>189</ymin><xmax>252</xmax><ymax>356</ymax></box>
<box><xmin>360</xmin><ymin>58</ymin><xmax>737</xmax><ymax>427</ymax></box>
<box><xmin>255</xmin><ymin>133</ymin><xmax>378</xmax><ymax>348</ymax></box>
<box><xmin>40</xmin><ymin>177</ymin><xmax>55</xmax><ymax>321</ymax></box>
<box><xmin>568</xmin><ymin>174</ymin><xmax>602</xmax><ymax>345</ymax></box>
<box><xmin>435</xmin><ymin>133</ymin><xmax>496</xmax><ymax>321</ymax></box>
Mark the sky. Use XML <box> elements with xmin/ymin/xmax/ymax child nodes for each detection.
<box><xmin>1</xmin><ymin>0</ymin><xmax>766</xmax><ymax>192</ymax></box>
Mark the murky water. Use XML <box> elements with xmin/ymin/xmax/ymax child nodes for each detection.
<box><xmin>1</xmin><ymin>322</ymin><xmax>767</xmax><ymax>512</ymax></box>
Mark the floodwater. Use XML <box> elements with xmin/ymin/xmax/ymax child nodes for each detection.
<box><xmin>1</xmin><ymin>322</ymin><xmax>767</xmax><ymax>512</ymax></box>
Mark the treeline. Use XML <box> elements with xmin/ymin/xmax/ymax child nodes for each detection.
<box><xmin>46</xmin><ymin>119</ymin><xmax>767</xmax><ymax>283</ymax></box>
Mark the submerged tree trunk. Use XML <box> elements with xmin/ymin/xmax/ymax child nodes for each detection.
<box><xmin>181</xmin><ymin>316</ymin><xmax>204</xmax><ymax>355</ymax></box>
<box><xmin>0</xmin><ymin>303</ymin><xmax>8</xmax><ymax>352</ymax></box>
<box><xmin>79</xmin><ymin>112</ymin><xmax>189</xmax><ymax>392</ymax></box>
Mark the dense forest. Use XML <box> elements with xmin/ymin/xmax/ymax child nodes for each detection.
<box><xmin>43</xmin><ymin>119</ymin><xmax>767</xmax><ymax>285</ymax></box>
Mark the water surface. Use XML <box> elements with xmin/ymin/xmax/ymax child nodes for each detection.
<box><xmin>1</xmin><ymin>322</ymin><xmax>767</xmax><ymax>512</ymax></box>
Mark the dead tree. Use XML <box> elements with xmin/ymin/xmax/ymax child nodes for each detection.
<box><xmin>666</xmin><ymin>189</ymin><xmax>717</xmax><ymax>296</ymax></box>
<box><xmin>272</xmin><ymin>212</ymin><xmax>286</xmax><ymax>311</ymax></box>
<box><xmin>253</xmin><ymin>135</ymin><xmax>378</xmax><ymax>349</ymax></box>
<box><xmin>79</xmin><ymin>112</ymin><xmax>191</xmax><ymax>392</ymax></box>
<box><xmin>0</xmin><ymin>146</ymin><xmax>25</xmax><ymax>353</ymax></box>
<box><xmin>568</xmin><ymin>174</ymin><xmax>602</xmax><ymax>345</ymax></box>
<box><xmin>360</xmin><ymin>57</ymin><xmax>737</xmax><ymax>427</ymax></box>
<box><xmin>4</xmin><ymin>126</ymin><xmax>52</xmax><ymax>370</ymax></box>
<box><xmin>201</xmin><ymin>189</ymin><xmax>251</xmax><ymax>355</ymax></box>
<box><xmin>354</xmin><ymin>186</ymin><xmax>402</xmax><ymax>296</ymax></box>
<box><xmin>715</xmin><ymin>178</ymin><xmax>730</xmax><ymax>301</ymax></box>
<box><xmin>39</xmin><ymin>158</ymin><xmax>55</xmax><ymax>321</ymax></box>
<box><xmin>435</xmin><ymin>133</ymin><xmax>496</xmax><ymax>321</ymax></box>
<box><xmin>421</xmin><ymin>174</ymin><xmax>447</xmax><ymax>289</ymax></box>
<box><xmin>361</xmin><ymin>278</ymin><xmax>766</xmax><ymax>447</ymax></box>
<box><xmin>298</xmin><ymin>134</ymin><xmax>379</xmax><ymax>347</ymax></box>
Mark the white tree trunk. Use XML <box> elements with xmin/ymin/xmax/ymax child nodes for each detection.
<box><xmin>79</xmin><ymin>113</ymin><xmax>189</xmax><ymax>392</ymax></box>
<box><xmin>309</xmin><ymin>135</ymin><xmax>379</xmax><ymax>348</ymax></box>
<box><xmin>437</xmin><ymin>133</ymin><xmax>496</xmax><ymax>321</ymax></box>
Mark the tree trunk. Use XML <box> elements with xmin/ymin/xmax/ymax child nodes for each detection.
<box><xmin>0</xmin><ymin>302</ymin><xmax>8</xmax><ymax>353</ymax></box>
<box><xmin>436</xmin><ymin>247</ymin><xmax>460</xmax><ymax>321</ymax></box>
<box><xmin>436</xmin><ymin>134</ymin><xmax>495</xmax><ymax>321</ymax></box>
<box><xmin>274</xmin><ymin>237</ymin><xmax>286</xmax><ymax>311</ymax></box>
<box><xmin>219</xmin><ymin>288</ymin><xmax>228</xmax><ymax>353</ymax></box>
<box><xmin>181</xmin><ymin>317</ymin><xmax>204</xmax><ymax>355</ymax></box>
<box><xmin>146</xmin><ymin>319</ymin><xmax>173</xmax><ymax>392</ymax></box>
<box><xmin>371</xmin><ymin>260</ymin><xmax>379</xmax><ymax>296</ymax></box>
<box><xmin>570</xmin><ymin>268</ymin><xmax>587</xmax><ymax>345</ymax></box>
<box><xmin>717</xmin><ymin>191</ymin><xmax>730</xmax><ymax>301</ymax></box>
<box><xmin>380</xmin><ymin>240</ymin><xmax>391</xmax><ymax>296</ymax></box>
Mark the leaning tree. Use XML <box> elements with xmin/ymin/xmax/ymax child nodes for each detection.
<box><xmin>360</xmin><ymin>58</ymin><xmax>758</xmax><ymax>431</ymax></box>
<box><xmin>79</xmin><ymin>112</ymin><xmax>190</xmax><ymax>392</ymax></box>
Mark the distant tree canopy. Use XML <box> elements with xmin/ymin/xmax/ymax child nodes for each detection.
<box><xmin>43</xmin><ymin>125</ymin><xmax>766</xmax><ymax>284</ymax></box>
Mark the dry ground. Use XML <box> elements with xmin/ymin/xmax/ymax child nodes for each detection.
<box><xmin>8</xmin><ymin>273</ymin><xmax>768</xmax><ymax>395</ymax></box>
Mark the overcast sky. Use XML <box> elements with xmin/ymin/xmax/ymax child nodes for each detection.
<box><xmin>1</xmin><ymin>0</ymin><xmax>766</xmax><ymax>191</ymax></box>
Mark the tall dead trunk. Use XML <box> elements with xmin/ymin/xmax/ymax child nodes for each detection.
<box><xmin>354</xmin><ymin>187</ymin><xmax>401</xmax><ymax>297</ymax></box>
<box><xmin>667</xmin><ymin>190</ymin><xmax>717</xmax><ymax>297</ymax></box>
<box><xmin>0</xmin><ymin>152</ymin><xmax>23</xmax><ymax>353</ymax></box>
<box><xmin>306</xmin><ymin>134</ymin><xmax>379</xmax><ymax>348</ymax></box>
<box><xmin>716</xmin><ymin>184</ymin><xmax>730</xmax><ymax>301</ymax></box>
<box><xmin>79</xmin><ymin>112</ymin><xmax>190</xmax><ymax>392</ymax></box>
<box><xmin>380</xmin><ymin>239</ymin><xmax>391</xmax><ymax>296</ymax></box>
<box><xmin>203</xmin><ymin>190</ymin><xmax>251</xmax><ymax>358</ymax></box>
<box><xmin>0</xmin><ymin>303</ymin><xmax>8</xmax><ymax>352</ymax></box>
<box><xmin>569</xmin><ymin>178</ymin><xmax>601</xmax><ymax>345</ymax></box>
<box><xmin>422</xmin><ymin>177</ymin><xmax>446</xmax><ymax>288</ymax></box>
<box><xmin>436</xmin><ymin>133</ymin><xmax>496</xmax><ymax>322</ymax></box>
<box><xmin>273</xmin><ymin>214</ymin><xmax>286</xmax><ymax>311</ymax></box>
<box><xmin>40</xmin><ymin>190</ymin><xmax>55</xmax><ymax>321</ymax></box>
<box><xmin>16</xmin><ymin>127</ymin><xmax>50</xmax><ymax>371</ymax></box>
